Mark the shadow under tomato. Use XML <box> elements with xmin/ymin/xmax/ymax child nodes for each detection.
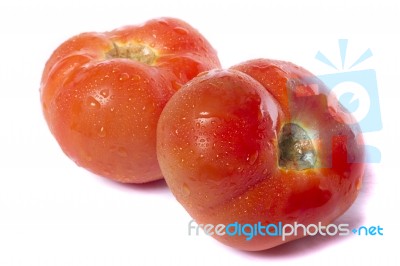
<box><xmin>240</xmin><ymin>163</ymin><xmax>375</xmax><ymax>258</ymax></box>
<box><xmin>90</xmin><ymin>172</ymin><xmax>171</xmax><ymax>195</ymax></box>
<box><xmin>118</xmin><ymin>178</ymin><xmax>170</xmax><ymax>192</ymax></box>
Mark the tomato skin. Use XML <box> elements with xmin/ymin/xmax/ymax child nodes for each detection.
<box><xmin>41</xmin><ymin>18</ymin><xmax>221</xmax><ymax>183</ymax></box>
<box><xmin>157</xmin><ymin>69</ymin><xmax>281</xmax><ymax>208</ymax></box>
<box><xmin>157</xmin><ymin>59</ymin><xmax>365</xmax><ymax>250</ymax></box>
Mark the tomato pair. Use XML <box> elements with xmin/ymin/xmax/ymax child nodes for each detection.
<box><xmin>41</xmin><ymin>17</ymin><xmax>365</xmax><ymax>250</ymax></box>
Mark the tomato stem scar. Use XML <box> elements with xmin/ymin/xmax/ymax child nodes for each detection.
<box><xmin>106</xmin><ymin>42</ymin><xmax>157</xmax><ymax>65</ymax></box>
<box><xmin>278</xmin><ymin>123</ymin><xmax>316</xmax><ymax>170</ymax></box>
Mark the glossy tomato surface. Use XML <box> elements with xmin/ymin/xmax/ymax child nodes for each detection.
<box><xmin>157</xmin><ymin>59</ymin><xmax>365</xmax><ymax>250</ymax></box>
<box><xmin>41</xmin><ymin>17</ymin><xmax>221</xmax><ymax>183</ymax></box>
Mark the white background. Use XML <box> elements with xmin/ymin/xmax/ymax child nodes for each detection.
<box><xmin>1</xmin><ymin>0</ymin><xmax>399</xmax><ymax>265</ymax></box>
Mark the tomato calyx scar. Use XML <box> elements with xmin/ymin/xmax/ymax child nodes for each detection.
<box><xmin>278</xmin><ymin>123</ymin><xmax>316</xmax><ymax>171</ymax></box>
<box><xmin>106</xmin><ymin>42</ymin><xmax>157</xmax><ymax>65</ymax></box>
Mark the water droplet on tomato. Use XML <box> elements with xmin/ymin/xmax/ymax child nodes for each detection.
<box><xmin>171</xmin><ymin>80</ymin><xmax>182</xmax><ymax>90</ymax></box>
<box><xmin>356</xmin><ymin>177</ymin><xmax>362</xmax><ymax>191</ymax></box>
<box><xmin>173</xmin><ymin>27</ymin><xmax>189</xmax><ymax>35</ymax></box>
<box><xmin>182</xmin><ymin>183</ymin><xmax>191</xmax><ymax>197</ymax></box>
<box><xmin>100</xmin><ymin>89</ymin><xmax>109</xmax><ymax>98</ymax></box>
<box><xmin>98</xmin><ymin>126</ymin><xmax>106</xmax><ymax>137</ymax></box>
<box><xmin>87</xmin><ymin>96</ymin><xmax>100</xmax><ymax>109</ymax></box>
<box><xmin>196</xmin><ymin>71</ymin><xmax>208</xmax><ymax>78</ymax></box>
<box><xmin>131</xmin><ymin>74</ymin><xmax>141</xmax><ymax>81</ymax></box>
<box><xmin>262</xmin><ymin>168</ymin><xmax>269</xmax><ymax>175</ymax></box>
<box><xmin>119</xmin><ymin>73</ymin><xmax>130</xmax><ymax>81</ymax></box>
<box><xmin>247</xmin><ymin>151</ymin><xmax>259</xmax><ymax>165</ymax></box>
<box><xmin>157</xmin><ymin>19</ymin><xmax>169</xmax><ymax>26</ymax></box>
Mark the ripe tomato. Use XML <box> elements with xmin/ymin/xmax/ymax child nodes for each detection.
<box><xmin>157</xmin><ymin>59</ymin><xmax>365</xmax><ymax>250</ymax></box>
<box><xmin>41</xmin><ymin>17</ymin><xmax>221</xmax><ymax>183</ymax></box>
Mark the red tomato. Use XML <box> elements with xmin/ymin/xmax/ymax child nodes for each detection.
<box><xmin>157</xmin><ymin>59</ymin><xmax>365</xmax><ymax>250</ymax></box>
<box><xmin>41</xmin><ymin>17</ymin><xmax>221</xmax><ymax>183</ymax></box>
